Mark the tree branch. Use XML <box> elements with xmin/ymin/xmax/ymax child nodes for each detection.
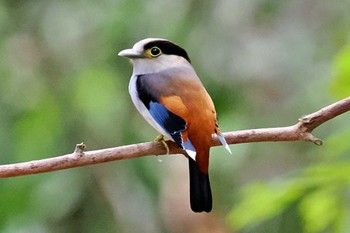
<box><xmin>1</xmin><ymin>97</ymin><xmax>349</xmax><ymax>178</ymax></box>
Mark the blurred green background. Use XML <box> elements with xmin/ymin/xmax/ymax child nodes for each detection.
<box><xmin>1</xmin><ymin>0</ymin><xmax>350</xmax><ymax>232</ymax></box>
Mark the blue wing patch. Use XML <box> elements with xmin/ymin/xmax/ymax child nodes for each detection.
<box><xmin>149</xmin><ymin>101</ymin><xmax>186</xmax><ymax>145</ymax></box>
<box><xmin>136</xmin><ymin>74</ymin><xmax>196</xmax><ymax>157</ymax></box>
<box><xmin>149</xmin><ymin>102</ymin><xmax>197</xmax><ymax>160</ymax></box>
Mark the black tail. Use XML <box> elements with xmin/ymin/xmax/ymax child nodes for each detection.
<box><xmin>188</xmin><ymin>158</ymin><xmax>212</xmax><ymax>212</ymax></box>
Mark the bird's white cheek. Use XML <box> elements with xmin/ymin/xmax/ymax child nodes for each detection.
<box><xmin>131</xmin><ymin>55</ymin><xmax>184</xmax><ymax>75</ymax></box>
<box><xmin>131</xmin><ymin>59</ymin><xmax>161</xmax><ymax>74</ymax></box>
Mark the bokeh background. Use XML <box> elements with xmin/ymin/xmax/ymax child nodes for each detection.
<box><xmin>1</xmin><ymin>0</ymin><xmax>350</xmax><ymax>232</ymax></box>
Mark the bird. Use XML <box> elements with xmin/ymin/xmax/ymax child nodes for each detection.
<box><xmin>118</xmin><ymin>38</ymin><xmax>231</xmax><ymax>213</ymax></box>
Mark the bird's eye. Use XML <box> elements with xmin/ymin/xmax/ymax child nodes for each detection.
<box><xmin>150</xmin><ymin>47</ymin><xmax>161</xmax><ymax>57</ymax></box>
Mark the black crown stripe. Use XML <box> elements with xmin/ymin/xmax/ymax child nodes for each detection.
<box><xmin>143</xmin><ymin>40</ymin><xmax>191</xmax><ymax>63</ymax></box>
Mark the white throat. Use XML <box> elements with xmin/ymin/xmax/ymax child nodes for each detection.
<box><xmin>131</xmin><ymin>55</ymin><xmax>188</xmax><ymax>75</ymax></box>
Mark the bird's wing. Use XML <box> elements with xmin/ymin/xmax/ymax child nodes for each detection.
<box><xmin>136</xmin><ymin>74</ymin><xmax>197</xmax><ymax>159</ymax></box>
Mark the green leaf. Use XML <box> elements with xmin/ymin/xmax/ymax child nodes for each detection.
<box><xmin>73</xmin><ymin>67</ymin><xmax>128</xmax><ymax>138</ymax></box>
<box><xmin>14</xmin><ymin>96</ymin><xmax>63</xmax><ymax>161</ymax></box>
<box><xmin>227</xmin><ymin>181</ymin><xmax>303</xmax><ymax>230</ymax></box>
<box><xmin>331</xmin><ymin>44</ymin><xmax>350</xmax><ymax>98</ymax></box>
<box><xmin>299</xmin><ymin>188</ymin><xmax>341</xmax><ymax>233</ymax></box>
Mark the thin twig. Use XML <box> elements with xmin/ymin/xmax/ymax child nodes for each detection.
<box><xmin>0</xmin><ymin>97</ymin><xmax>349</xmax><ymax>178</ymax></box>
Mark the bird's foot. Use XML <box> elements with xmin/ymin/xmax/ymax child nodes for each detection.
<box><xmin>154</xmin><ymin>134</ymin><xmax>170</xmax><ymax>155</ymax></box>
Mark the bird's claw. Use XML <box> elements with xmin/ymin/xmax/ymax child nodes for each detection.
<box><xmin>154</xmin><ymin>134</ymin><xmax>170</xmax><ymax>155</ymax></box>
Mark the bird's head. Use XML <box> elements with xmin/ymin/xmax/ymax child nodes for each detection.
<box><xmin>118</xmin><ymin>38</ymin><xmax>191</xmax><ymax>74</ymax></box>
